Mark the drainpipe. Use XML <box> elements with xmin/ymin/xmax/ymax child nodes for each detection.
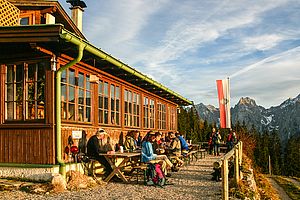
<box><xmin>56</xmin><ymin>41</ymin><xmax>86</xmax><ymax>179</ymax></box>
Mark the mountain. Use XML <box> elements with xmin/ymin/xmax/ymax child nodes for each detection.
<box><xmin>195</xmin><ymin>94</ymin><xmax>300</xmax><ymax>141</ymax></box>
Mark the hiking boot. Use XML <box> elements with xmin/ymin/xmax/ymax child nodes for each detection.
<box><xmin>111</xmin><ymin>176</ymin><xmax>123</xmax><ymax>182</ymax></box>
<box><xmin>171</xmin><ymin>166</ymin><xmax>179</xmax><ymax>172</ymax></box>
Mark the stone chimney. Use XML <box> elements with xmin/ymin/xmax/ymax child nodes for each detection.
<box><xmin>66</xmin><ymin>0</ymin><xmax>87</xmax><ymax>32</ymax></box>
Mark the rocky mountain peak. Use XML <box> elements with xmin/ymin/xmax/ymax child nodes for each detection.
<box><xmin>238</xmin><ymin>97</ymin><xmax>257</xmax><ymax>107</ymax></box>
<box><xmin>279</xmin><ymin>94</ymin><xmax>300</xmax><ymax>108</ymax></box>
<box><xmin>206</xmin><ymin>104</ymin><xmax>217</xmax><ymax>112</ymax></box>
<box><xmin>194</xmin><ymin>94</ymin><xmax>300</xmax><ymax>142</ymax></box>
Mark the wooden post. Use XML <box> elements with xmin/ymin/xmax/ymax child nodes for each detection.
<box><xmin>239</xmin><ymin>142</ymin><xmax>242</xmax><ymax>165</ymax></box>
<box><xmin>222</xmin><ymin>159</ymin><xmax>229</xmax><ymax>200</ymax></box>
<box><xmin>269</xmin><ymin>155</ymin><xmax>272</xmax><ymax>175</ymax></box>
<box><xmin>235</xmin><ymin>147</ymin><xmax>239</xmax><ymax>184</ymax></box>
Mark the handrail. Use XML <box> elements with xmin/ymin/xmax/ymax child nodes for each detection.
<box><xmin>220</xmin><ymin>141</ymin><xmax>243</xmax><ymax>200</ymax></box>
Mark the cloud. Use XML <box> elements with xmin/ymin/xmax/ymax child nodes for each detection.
<box><xmin>59</xmin><ymin>0</ymin><xmax>300</xmax><ymax>108</ymax></box>
<box><xmin>242</xmin><ymin>34</ymin><xmax>283</xmax><ymax>51</ymax></box>
<box><xmin>230</xmin><ymin>46</ymin><xmax>300</xmax><ymax>107</ymax></box>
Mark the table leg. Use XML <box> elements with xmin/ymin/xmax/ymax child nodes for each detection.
<box><xmin>104</xmin><ymin>156</ymin><xmax>130</xmax><ymax>183</ymax></box>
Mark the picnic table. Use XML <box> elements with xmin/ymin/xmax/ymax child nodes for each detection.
<box><xmin>99</xmin><ymin>152</ymin><xmax>141</xmax><ymax>183</ymax></box>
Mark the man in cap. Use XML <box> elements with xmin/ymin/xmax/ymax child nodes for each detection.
<box><xmin>87</xmin><ymin>128</ymin><xmax>114</xmax><ymax>178</ymax></box>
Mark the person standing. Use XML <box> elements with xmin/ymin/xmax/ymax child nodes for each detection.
<box><xmin>212</xmin><ymin>129</ymin><xmax>221</xmax><ymax>156</ymax></box>
<box><xmin>226</xmin><ymin>130</ymin><xmax>234</xmax><ymax>152</ymax></box>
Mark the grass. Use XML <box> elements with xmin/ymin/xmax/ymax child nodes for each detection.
<box><xmin>273</xmin><ymin>176</ymin><xmax>300</xmax><ymax>200</ymax></box>
<box><xmin>229</xmin><ymin>155</ymin><xmax>279</xmax><ymax>200</ymax></box>
<box><xmin>254</xmin><ymin>172</ymin><xmax>280</xmax><ymax>200</ymax></box>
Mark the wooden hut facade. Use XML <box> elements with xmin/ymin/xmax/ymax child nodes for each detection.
<box><xmin>0</xmin><ymin>0</ymin><xmax>191</xmax><ymax>178</ymax></box>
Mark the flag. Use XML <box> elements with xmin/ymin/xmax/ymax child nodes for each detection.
<box><xmin>216</xmin><ymin>78</ymin><xmax>231</xmax><ymax>128</ymax></box>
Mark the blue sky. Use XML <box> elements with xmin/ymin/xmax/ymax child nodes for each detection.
<box><xmin>59</xmin><ymin>0</ymin><xmax>300</xmax><ymax>108</ymax></box>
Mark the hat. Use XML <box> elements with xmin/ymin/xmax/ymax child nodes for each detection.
<box><xmin>97</xmin><ymin>128</ymin><xmax>108</xmax><ymax>135</ymax></box>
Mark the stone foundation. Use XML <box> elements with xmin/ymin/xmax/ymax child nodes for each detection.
<box><xmin>0</xmin><ymin>163</ymin><xmax>83</xmax><ymax>182</ymax></box>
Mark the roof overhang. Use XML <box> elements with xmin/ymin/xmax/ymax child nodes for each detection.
<box><xmin>0</xmin><ymin>24</ymin><xmax>192</xmax><ymax>106</ymax></box>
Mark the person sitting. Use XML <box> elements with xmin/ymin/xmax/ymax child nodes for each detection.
<box><xmin>124</xmin><ymin>130</ymin><xmax>137</xmax><ymax>151</ymax></box>
<box><xmin>176</xmin><ymin>132</ymin><xmax>189</xmax><ymax>155</ymax></box>
<box><xmin>168</xmin><ymin>132</ymin><xmax>184</xmax><ymax>167</ymax></box>
<box><xmin>141</xmin><ymin>131</ymin><xmax>173</xmax><ymax>176</ymax></box>
<box><xmin>153</xmin><ymin>132</ymin><xmax>165</xmax><ymax>154</ymax></box>
<box><xmin>87</xmin><ymin>128</ymin><xmax>115</xmax><ymax>179</ymax></box>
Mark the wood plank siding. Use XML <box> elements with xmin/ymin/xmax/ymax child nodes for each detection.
<box><xmin>0</xmin><ymin>128</ymin><xmax>55</xmax><ymax>164</ymax></box>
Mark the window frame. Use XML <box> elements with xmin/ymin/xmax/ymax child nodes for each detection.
<box><xmin>98</xmin><ymin>79</ymin><xmax>121</xmax><ymax>126</ymax></box>
<box><xmin>61</xmin><ymin>68</ymin><xmax>92</xmax><ymax>123</ymax></box>
<box><xmin>4</xmin><ymin>61</ymin><xmax>46</xmax><ymax>122</ymax></box>
<box><xmin>157</xmin><ymin>101</ymin><xmax>166</xmax><ymax>130</ymax></box>
<box><xmin>19</xmin><ymin>12</ymin><xmax>35</xmax><ymax>25</ymax></box>
<box><xmin>124</xmin><ymin>89</ymin><xmax>140</xmax><ymax>128</ymax></box>
<box><xmin>143</xmin><ymin>96</ymin><xmax>155</xmax><ymax>129</ymax></box>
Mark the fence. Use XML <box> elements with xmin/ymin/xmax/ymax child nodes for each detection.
<box><xmin>220</xmin><ymin>141</ymin><xmax>243</xmax><ymax>200</ymax></box>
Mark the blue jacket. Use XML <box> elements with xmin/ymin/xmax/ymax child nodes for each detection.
<box><xmin>178</xmin><ymin>136</ymin><xmax>189</xmax><ymax>151</ymax></box>
<box><xmin>141</xmin><ymin>141</ymin><xmax>157</xmax><ymax>162</ymax></box>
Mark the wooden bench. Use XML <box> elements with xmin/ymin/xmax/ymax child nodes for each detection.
<box><xmin>189</xmin><ymin>150</ymin><xmax>198</xmax><ymax>162</ymax></box>
<box><xmin>80</xmin><ymin>156</ymin><xmax>104</xmax><ymax>180</ymax></box>
<box><xmin>181</xmin><ymin>150</ymin><xmax>198</xmax><ymax>166</ymax></box>
<box><xmin>198</xmin><ymin>149</ymin><xmax>207</xmax><ymax>159</ymax></box>
<box><xmin>128</xmin><ymin>163</ymin><xmax>148</xmax><ymax>184</ymax></box>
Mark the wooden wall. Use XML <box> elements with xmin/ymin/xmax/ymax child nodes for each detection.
<box><xmin>0</xmin><ymin>127</ymin><xmax>55</xmax><ymax>164</ymax></box>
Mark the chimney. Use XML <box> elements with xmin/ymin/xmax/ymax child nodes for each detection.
<box><xmin>66</xmin><ymin>0</ymin><xmax>87</xmax><ymax>32</ymax></box>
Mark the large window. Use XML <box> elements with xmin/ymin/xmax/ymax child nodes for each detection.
<box><xmin>61</xmin><ymin>69</ymin><xmax>91</xmax><ymax>122</ymax></box>
<box><xmin>158</xmin><ymin>102</ymin><xmax>166</xmax><ymax>129</ymax></box>
<box><xmin>169</xmin><ymin>106</ymin><xmax>176</xmax><ymax>130</ymax></box>
<box><xmin>5</xmin><ymin>62</ymin><xmax>45</xmax><ymax>120</ymax></box>
<box><xmin>143</xmin><ymin>97</ymin><xmax>155</xmax><ymax>129</ymax></box>
<box><xmin>98</xmin><ymin>81</ymin><xmax>120</xmax><ymax>125</ymax></box>
<box><xmin>124</xmin><ymin>89</ymin><xmax>140</xmax><ymax>127</ymax></box>
<box><xmin>111</xmin><ymin>84</ymin><xmax>120</xmax><ymax>125</ymax></box>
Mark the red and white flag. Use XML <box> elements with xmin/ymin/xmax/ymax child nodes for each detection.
<box><xmin>216</xmin><ymin>78</ymin><xmax>231</xmax><ymax>128</ymax></box>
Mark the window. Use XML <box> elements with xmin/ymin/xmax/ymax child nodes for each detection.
<box><xmin>124</xmin><ymin>89</ymin><xmax>140</xmax><ymax>127</ymax></box>
<box><xmin>158</xmin><ymin>102</ymin><xmax>166</xmax><ymax>129</ymax></box>
<box><xmin>169</xmin><ymin>106</ymin><xmax>176</xmax><ymax>130</ymax></box>
<box><xmin>20</xmin><ymin>17</ymin><xmax>29</xmax><ymax>25</ymax></box>
<box><xmin>61</xmin><ymin>69</ymin><xmax>91</xmax><ymax>122</ymax></box>
<box><xmin>98</xmin><ymin>81</ymin><xmax>120</xmax><ymax>125</ymax></box>
<box><xmin>143</xmin><ymin>97</ymin><xmax>155</xmax><ymax>129</ymax></box>
<box><xmin>111</xmin><ymin>84</ymin><xmax>120</xmax><ymax>125</ymax></box>
<box><xmin>5</xmin><ymin>62</ymin><xmax>46</xmax><ymax>120</ymax></box>
<box><xmin>19</xmin><ymin>12</ymin><xmax>34</xmax><ymax>25</ymax></box>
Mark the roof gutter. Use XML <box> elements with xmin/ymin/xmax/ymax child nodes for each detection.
<box><xmin>55</xmin><ymin>37</ymin><xmax>86</xmax><ymax>179</ymax></box>
<box><xmin>59</xmin><ymin>29</ymin><xmax>192</xmax><ymax>106</ymax></box>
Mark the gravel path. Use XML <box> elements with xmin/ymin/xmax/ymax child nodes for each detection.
<box><xmin>0</xmin><ymin>154</ymin><xmax>222</xmax><ymax>200</ymax></box>
<box><xmin>267</xmin><ymin>177</ymin><xmax>292</xmax><ymax>200</ymax></box>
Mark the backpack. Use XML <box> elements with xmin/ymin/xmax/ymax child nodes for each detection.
<box><xmin>213</xmin><ymin>133</ymin><xmax>221</xmax><ymax>144</ymax></box>
<box><xmin>227</xmin><ymin>133</ymin><xmax>232</xmax><ymax>142</ymax></box>
<box><xmin>146</xmin><ymin>163</ymin><xmax>166</xmax><ymax>187</ymax></box>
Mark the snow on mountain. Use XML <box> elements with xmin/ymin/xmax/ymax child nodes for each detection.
<box><xmin>261</xmin><ymin>115</ymin><xmax>274</xmax><ymax>126</ymax></box>
<box><xmin>195</xmin><ymin>94</ymin><xmax>300</xmax><ymax>142</ymax></box>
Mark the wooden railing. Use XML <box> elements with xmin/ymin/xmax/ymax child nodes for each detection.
<box><xmin>220</xmin><ymin>141</ymin><xmax>243</xmax><ymax>200</ymax></box>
